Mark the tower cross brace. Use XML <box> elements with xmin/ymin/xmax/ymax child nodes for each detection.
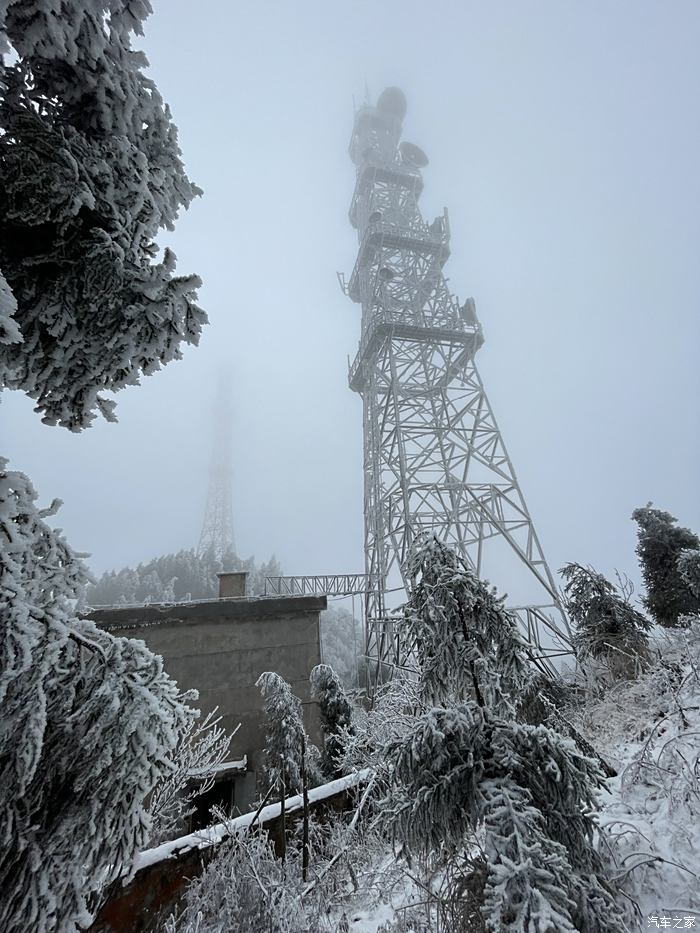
<box><xmin>343</xmin><ymin>87</ymin><xmax>572</xmax><ymax>680</ymax></box>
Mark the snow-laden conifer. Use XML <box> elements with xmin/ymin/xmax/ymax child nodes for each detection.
<box><xmin>0</xmin><ymin>461</ymin><xmax>197</xmax><ymax>931</ymax></box>
<box><xmin>677</xmin><ymin>548</ymin><xmax>700</xmax><ymax>600</ymax></box>
<box><xmin>382</xmin><ymin>534</ymin><xmax>625</xmax><ymax>932</ymax></box>
<box><xmin>256</xmin><ymin>671</ymin><xmax>321</xmax><ymax>794</ymax></box>
<box><xmin>405</xmin><ymin>534</ymin><xmax>531</xmax><ymax>710</ymax></box>
<box><xmin>633</xmin><ymin>505</ymin><xmax>700</xmax><ymax>626</ymax></box>
<box><xmin>561</xmin><ymin>562</ymin><xmax>652</xmax><ymax>679</ymax></box>
<box><xmin>0</xmin><ymin>0</ymin><xmax>205</xmax><ymax>429</ymax></box>
<box><xmin>0</xmin><ymin>4</ymin><xmax>210</xmax><ymax>927</ymax></box>
<box><xmin>309</xmin><ymin>663</ymin><xmax>354</xmax><ymax>778</ymax></box>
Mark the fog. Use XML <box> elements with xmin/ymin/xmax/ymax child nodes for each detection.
<box><xmin>2</xmin><ymin>1</ymin><xmax>699</xmax><ymax>594</ymax></box>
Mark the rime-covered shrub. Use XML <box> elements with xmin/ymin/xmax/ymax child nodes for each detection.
<box><xmin>0</xmin><ymin>0</ymin><xmax>204</xmax><ymax>429</ymax></box>
<box><xmin>381</xmin><ymin>535</ymin><xmax>625</xmax><ymax>932</ymax></box>
<box><xmin>147</xmin><ymin>709</ymin><xmax>232</xmax><ymax>846</ymax></box>
<box><xmin>256</xmin><ymin>671</ymin><xmax>322</xmax><ymax>794</ymax></box>
<box><xmin>164</xmin><ymin>832</ymin><xmax>315</xmax><ymax>933</ymax></box>
<box><xmin>633</xmin><ymin>506</ymin><xmax>700</xmax><ymax>627</ymax></box>
<box><xmin>0</xmin><ymin>462</ymin><xmax>197</xmax><ymax>931</ymax></box>
<box><xmin>561</xmin><ymin>562</ymin><xmax>652</xmax><ymax>679</ymax></box>
<box><xmin>577</xmin><ymin>621</ymin><xmax>700</xmax><ymax>920</ymax></box>
<box><xmin>310</xmin><ymin>663</ymin><xmax>354</xmax><ymax>778</ymax></box>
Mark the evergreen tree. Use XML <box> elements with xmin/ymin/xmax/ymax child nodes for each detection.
<box><xmin>256</xmin><ymin>672</ymin><xmax>321</xmax><ymax>795</ymax></box>
<box><xmin>632</xmin><ymin>506</ymin><xmax>700</xmax><ymax>627</ymax></box>
<box><xmin>0</xmin><ymin>0</ymin><xmax>205</xmax><ymax>430</ymax></box>
<box><xmin>0</xmin><ymin>3</ymin><xmax>205</xmax><ymax>927</ymax></box>
<box><xmin>677</xmin><ymin>549</ymin><xmax>700</xmax><ymax>600</ymax></box>
<box><xmin>405</xmin><ymin>534</ymin><xmax>530</xmax><ymax>710</ymax></box>
<box><xmin>309</xmin><ymin>664</ymin><xmax>354</xmax><ymax>778</ymax></box>
<box><xmin>0</xmin><ymin>463</ymin><xmax>196</xmax><ymax>931</ymax></box>
<box><xmin>382</xmin><ymin>535</ymin><xmax>623</xmax><ymax>932</ymax></box>
<box><xmin>561</xmin><ymin>562</ymin><xmax>652</xmax><ymax>677</ymax></box>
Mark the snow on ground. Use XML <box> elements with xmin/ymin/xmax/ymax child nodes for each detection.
<box><xmin>573</xmin><ymin>621</ymin><xmax>700</xmax><ymax>926</ymax></box>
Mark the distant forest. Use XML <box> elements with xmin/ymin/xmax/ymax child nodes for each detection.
<box><xmin>85</xmin><ymin>548</ymin><xmax>281</xmax><ymax>605</ymax></box>
<box><xmin>85</xmin><ymin>549</ymin><xmax>363</xmax><ymax>685</ymax></box>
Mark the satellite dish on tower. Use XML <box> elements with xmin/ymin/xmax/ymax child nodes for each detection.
<box><xmin>399</xmin><ymin>141</ymin><xmax>429</xmax><ymax>168</ymax></box>
<box><xmin>376</xmin><ymin>87</ymin><xmax>407</xmax><ymax>120</ymax></box>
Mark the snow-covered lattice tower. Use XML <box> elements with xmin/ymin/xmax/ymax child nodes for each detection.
<box><xmin>341</xmin><ymin>87</ymin><xmax>571</xmax><ymax>678</ymax></box>
<box><xmin>197</xmin><ymin>372</ymin><xmax>236</xmax><ymax>564</ymax></box>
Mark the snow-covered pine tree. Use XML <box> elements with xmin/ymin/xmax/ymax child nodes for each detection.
<box><xmin>561</xmin><ymin>562</ymin><xmax>652</xmax><ymax>678</ymax></box>
<box><xmin>382</xmin><ymin>534</ymin><xmax>624</xmax><ymax>932</ymax></box>
<box><xmin>633</xmin><ymin>505</ymin><xmax>700</xmax><ymax>627</ymax></box>
<box><xmin>256</xmin><ymin>672</ymin><xmax>321</xmax><ymax>795</ymax></box>
<box><xmin>0</xmin><ymin>463</ymin><xmax>197</xmax><ymax>931</ymax></box>
<box><xmin>0</xmin><ymin>3</ymin><xmax>209</xmax><ymax>928</ymax></box>
<box><xmin>0</xmin><ymin>0</ymin><xmax>205</xmax><ymax>430</ymax></box>
<box><xmin>309</xmin><ymin>664</ymin><xmax>354</xmax><ymax>779</ymax></box>
<box><xmin>677</xmin><ymin>548</ymin><xmax>700</xmax><ymax>600</ymax></box>
<box><xmin>404</xmin><ymin>533</ymin><xmax>531</xmax><ymax>709</ymax></box>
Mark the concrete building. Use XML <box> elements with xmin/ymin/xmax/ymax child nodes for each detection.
<box><xmin>88</xmin><ymin>575</ymin><xmax>325</xmax><ymax>814</ymax></box>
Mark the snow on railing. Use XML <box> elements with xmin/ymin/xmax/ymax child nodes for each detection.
<box><xmin>132</xmin><ymin>769</ymin><xmax>372</xmax><ymax>876</ymax></box>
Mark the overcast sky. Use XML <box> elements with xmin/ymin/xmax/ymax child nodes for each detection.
<box><xmin>2</xmin><ymin>1</ymin><xmax>699</xmax><ymax>600</ymax></box>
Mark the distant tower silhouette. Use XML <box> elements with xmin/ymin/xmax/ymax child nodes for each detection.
<box><xmin>197</xmin><ymin>372</ymin><xmax>237</xmax><ymax>564</ymax></box>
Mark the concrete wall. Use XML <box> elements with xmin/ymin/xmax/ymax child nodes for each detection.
<box><xmin>88</xmin><ymin>595</ymin><xmax>326</xmax><ymax>805</ymax></box>
<box><xmin>90</xmin><ymin>772</ymin><xmax>366</xmax><ymax>933</ymax></box>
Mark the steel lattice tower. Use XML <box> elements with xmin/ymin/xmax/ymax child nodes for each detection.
<box><xmin>197</xmin><ymin>372</ymin><xmax>237</xmax><ymax>565</ymax></box>
<box><xmin>342</xmin><ymin>87</ymin><xmax>571</xmax><ymax>678</ymax></box>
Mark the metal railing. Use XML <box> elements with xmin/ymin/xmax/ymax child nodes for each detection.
<box><xmin>263</xmin><ymin>574</ymin><xmax>380</xmax><ymax>597</ymax></box>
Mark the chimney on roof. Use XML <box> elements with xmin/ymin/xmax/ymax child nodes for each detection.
<box><xmin>217</xmin><ymin>571</ymin><xmax>248</xmax><ymax>599</ymax></box>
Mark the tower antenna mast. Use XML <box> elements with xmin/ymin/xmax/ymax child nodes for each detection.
<box><xmin>342</xmin><ymin>87</ymin><xmax>571</xmax><ymax>681</ymax></box>
<box><xmin>197</xmin><ymin>370</ymin><xmax>237</xmax><ymax>564</ymax></box>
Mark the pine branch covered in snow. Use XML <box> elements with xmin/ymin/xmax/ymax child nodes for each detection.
<box><xmin>0</xmin><ymin>460</ymin><xmax>199</xmax><ymax>931</ymax></box>
<box><xmin>379</xmin><ymin>535</ymin><xmax>627</xmax><ymax>932</ymax></box>
<box><xmin>0</xmin><ymin>5</ymin><xmax>212</xmax><ymax>928</ymax></box>
<box><xmin>0</xmin><ymin>0</ymin><xmax>205</xmax><ymax>429</ymax></box>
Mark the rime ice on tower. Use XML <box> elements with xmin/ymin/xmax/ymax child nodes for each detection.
<box><xmin>340</xmin><ymin>87</ymin><xmax>571</xmax><ymax>680</ymax></box>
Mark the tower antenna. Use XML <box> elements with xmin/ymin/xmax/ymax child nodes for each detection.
<box><xmin>197</xmin><ymin>369</ymin><xmax>237</xmax><ymax>565</ymax></box>
<box><xmin>343</xmin><ymin>86</ymin><xmax>571</xmax><ymax>683</ymax></box>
